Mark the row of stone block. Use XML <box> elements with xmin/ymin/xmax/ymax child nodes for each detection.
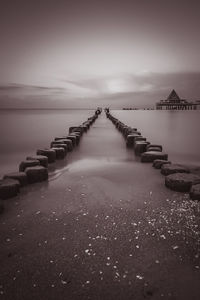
<box><xmin>0</xmin><ymin>109</ymin><xmax>101</xmax><ymax>209</ymax></box>
<box><xmin>152</xmin><ymin>160</ymin><xmax>200</xmax><ymax>200</ymax></box>
<box><xmin>106</xmin><ymin>111</ymin><xmax>168</xmax><ymax>161</ymax></box>
<box><xmin>106</xmin><ymin>111</ymin><xmax>200</xmax><ymax>201</ymax></box>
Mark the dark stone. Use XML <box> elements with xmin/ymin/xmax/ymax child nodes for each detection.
<box><xmin>67</xmin><ymin>135</ymin><xmax>77</xmax><ymax>146</ymax></box>
<box><xmin>19</xmin><ymin>160</ymin><xmax>40</xmax><ymax>172</ymax></box>
<box><xmin>0</xmin><ymin>200</ymin><xmax>4</xmax><ymax>213</ymax></box>
<box><xmin>82</xmin><ymin>121</ymin><xmax>90</xmax><ymax>129</ymax></box>
<box><xmin>126</xmin><ymin>133</ymin><xmax>141</xmax><ymax>147</ymax></box>
<box><xmin>25</xmin><ymin>166</ymin><xmax>48</xmax><ymax>184</ymax></box>
<box><xmin>141</xmin><ymin>151</ymin><xmax>168</xmax><ymax>162</ymax></box>
<box><xmin>147</xmin><ymin>146</ymin><xmax>162</xmax><ymax>152</ymax></box>
<box><xmin>26</xmin><ymin>155</ymin><xmax>48</xmax><ymax>168</ymax></box>
<box><xmin>50</xmin><ymin>143</ymin><xmax>68</xmax><ymax>154</ymax></box>
<box><xmin>51</xmin><ymin>147</ymin><xmax>66</xmax><ymax>159</ymax></box>
<box><xmin>133</xmin><ymin>136</ymin><xmax>146</xmax><ymax>145</ymax></box>
<box><xmin>80</xmin><ymin>125</ymin><xmax>88</xmax><ymax>132</ymax></box>
<box><xmin>0</xmin><ymin>179</ymin><xmax>20</xmax><ymax>200</ymax></box>
<box><xmin>69</xmin><ymin>132</ymin><xmax>81</xmax><ymax>144</ymax></box>
<box><xmin>69</xmin><ymin>126</ymin><xmax>84</xmax><ymax>134</ymax></box>
<box><xmin>147</xmin><ymin>144</ymin><xmax>163</xmax><ymax>151</ymax></box>
<box><xmin>36</xmin><ymin>149</ymin><xmax>56</xmax><ymax>163</ymax></box>
<box><xmin>153</xmin><ymin>160</ymin><xmax>171</xmax><ymax>169</ymax></box>
<box><xmin>4</xmin><ymin>172</ymin><xmax>28</xmax><ymax>186</ymax></box>
<box><xmin>134</xmin><ymin>141</ymin><xmax>150</xmax><ymax>155</ymax></box>
<box><xmin>165</xmin><ymin>173</ymin><xmax>200</xmax><ymax>192</ymax></box>
<box><xmin>52</xmin><ymin>139</ymin><xmax>73</xmax><ymax>151</ymax></box>
<box><xmin>161</xmin><ymin>164</ymin><xmax>190</xmax><ymax>176</ymax></box>
<box><xmin>61</xmin><ymin>139</ymin><xmax>73</xmax><ymax>151</ymax></box>
<box><xmin>124</xmin><ymin>128</ymin><xmax>140</xmax><ymax>138</ymax></box>
<box><xmin>190</xmin><ymin>184</ymin><xmax>200</xmax><ymax>200</ymax></box>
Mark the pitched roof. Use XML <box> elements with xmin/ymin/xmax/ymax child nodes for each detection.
<box><xmin>167</xmin><ymin>89</ymin><xmax>180</xmax><ymax>101</ymax></box>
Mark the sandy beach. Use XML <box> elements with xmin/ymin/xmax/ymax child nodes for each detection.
<box><xmin>0</xmin><ymin>113</ymin><xmax>200</xmax><ymax>300</ymax></box>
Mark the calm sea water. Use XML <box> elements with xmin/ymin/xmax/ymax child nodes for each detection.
<box><xmin>0</xmin><ymin>109</ymin><xmax>93</xmax><ymax>177</ymax></box>
<box><xmin>112</xmin><ymin>110</ymin><xmax>200</xmax><ymax>166</ymax></box>
<box><xmin>0</xmin><ymin>109</ymin><xmax>199</xmax><ymax>177</ymax></box>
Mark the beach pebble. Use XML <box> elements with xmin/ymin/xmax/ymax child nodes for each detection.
<box><xmin>51</xmin><ymin>147</ymin><xmax>66</xmax><ymax>159</ymax></box>
<box><xmin>4</xmin><ymin>172</ymin><xmax>28</xmax><ymax>186</ymax></box>
<box><xmin>27</xmin><ymin>155</ymin><xmax>48</xmax><ymax>168</ymax></box>
<box><xmin>19</xmin><ymin>160</ymin><xmax>40</xmax><ymax>172</ymax></box>
<box><xmin>153</xmin><ymin>159</ymin><xmax>171</xmax><ymax>169</ymax></box>
<box><xmin>161</xmin><ymin>164</ymin><xmax>190</xmax><ymax>176</ymax></box>
<box><xmin>36</xmin><ymin>149</ymin><xmax>56</xmax><ymax>163</ymax></box>
<box><xmin>165</xmin><ymin>173</ymin><xmax>200</xmax><ymax>192</ymax></box>
<box><xmin>141</xmin><ymin>151</ymin><xmax>168</xmax><ymax>162</ymax></box>
<box><xmin>0</xmin><ymin>179</ymin><xmax>20</xmax><ymax>200</ymax></box>
<box><xmin>25</xmin><ymin>166</ymin><xmax>48</xmax><ymax>184</ymax></box>
<box><xmin>190</xmin><ymin>184</ymin><xmax>200</xmax><ymax>200</ymax></box>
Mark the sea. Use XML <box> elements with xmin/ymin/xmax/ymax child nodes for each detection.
<box><xmin>0</xmin><ymin>109</ymin><xmax>200</xmax><ymax>177</ymax></box>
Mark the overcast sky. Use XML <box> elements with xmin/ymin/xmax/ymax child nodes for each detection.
<box><xmin>0</xmin><ymin>0</ymin><xmax>200</xmax><ymax>108</ymax></box>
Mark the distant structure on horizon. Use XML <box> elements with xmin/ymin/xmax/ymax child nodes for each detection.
<box><xmin>156</xmin><ymin>90</ymin><xmax>199</xmax><ymax>110</ymax></box>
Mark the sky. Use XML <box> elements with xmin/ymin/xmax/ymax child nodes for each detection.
<box><xmin>0</xmin><ymin>0</ymin><xmax>200</xmax><ymax>108</ymax></box>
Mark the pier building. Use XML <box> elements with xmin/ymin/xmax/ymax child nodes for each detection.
<box><xmin>156</xmin><ymin>90</ymin><xmax>198</xmax><ymax>110</ymax></box>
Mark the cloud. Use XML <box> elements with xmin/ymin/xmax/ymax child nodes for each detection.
<box><xmin>0</xmin><ymin>72</ymin><xmax>200</xmax><ymax>108</ymax></box>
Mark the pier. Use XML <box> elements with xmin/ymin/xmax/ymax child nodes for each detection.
<box><xmin>156</xmin><ymin>89</ymin><xmax>199</xmax><ymax>110</ymax></box>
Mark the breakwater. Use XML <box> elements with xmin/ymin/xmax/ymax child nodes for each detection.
<box><xmin>105</xmin><ymin>109</ymin><xmax>200</xmax><ymax>201</ymax></box>
<box><xmin>0</xmin><ymin>108</ymin><xmax>102</xmax><ymax>212</ymax></box>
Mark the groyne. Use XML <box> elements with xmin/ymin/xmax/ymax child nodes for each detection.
<box><xmin>105</xmin><ymin>109</ymin><xmax>200</xmax><ymax>201</ymax></box>
<box><xmin>0</xmin><ymin>108</ymin><xmax>102</xmax><ymax>212</ymax></box>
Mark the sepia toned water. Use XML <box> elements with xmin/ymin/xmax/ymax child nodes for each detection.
<box><xmin>0</xmin><ymin>109</ymin><xmax>200</xmax><ymax>177</ymax></box>
<box><xmin>112</xmin><ymin>110</ymin><xmax>200</xmax><ymax>166</ymax></box>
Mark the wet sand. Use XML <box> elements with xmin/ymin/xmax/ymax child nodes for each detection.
<box><xmin>0</xmin><ymin>113</ymin><xmax>200</xmax><ymax>300</ymax></box>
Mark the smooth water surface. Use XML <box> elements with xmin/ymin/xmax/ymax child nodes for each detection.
<box><xmin>0</xmin><ymin>109</ymin><xmax>199</xmax><ymax>177</ymax></box>
<box><xmin>0</xmin><ymin>109</ymin><xmax>93</xmax><ymax>176</ymax></box>
<box><xmin>112</xmin><ymin>110</ymin><xmax>200</xmax><ymax>165</ymax></box>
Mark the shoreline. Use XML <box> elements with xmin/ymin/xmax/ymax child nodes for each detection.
<box><xmin>0</xmin><ymin>113</ymin><xmax>200</xmax><ymax>299</ymax></box>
